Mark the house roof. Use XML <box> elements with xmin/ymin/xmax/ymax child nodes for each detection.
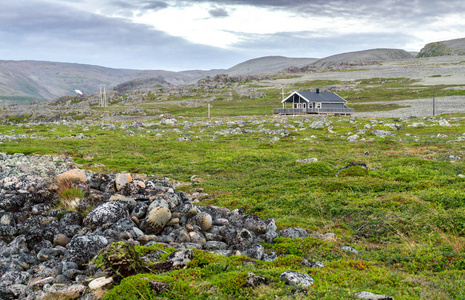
<box><xmin>282</xmin><ymin>91</ymin><xmax>347</xmax><ymax>103</ymax></box>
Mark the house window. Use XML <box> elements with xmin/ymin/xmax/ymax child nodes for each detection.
<box><xmin>293</xmin><ymin>103</ymin><xmax>298</xmax><ymax>108</ymax></box>
<box><xmin>308</xmin><ymin>103</ymin><xmax>313</xmax><ymax>109</ymax></box>
<box><xmin>316</xmin><ymin>103</ymin><xmax>322</xmax><ymax>109</ymax></box>
<box><xmin>303</xmin><ymin>103</ymin><xmax>306</xmax><ymax>109</ymax></box>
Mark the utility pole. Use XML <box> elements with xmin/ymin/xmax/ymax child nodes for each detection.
<box><xmin>433</xmin><ymin>91</ymin><xmax>435</xmax><ymax>116</ymax></box>
<box><xmin>99</xmin><ymin>85</ymin><xmax>107</xmax><ymax>107</ymax></box>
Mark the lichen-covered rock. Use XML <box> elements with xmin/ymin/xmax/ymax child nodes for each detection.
<box><xmin>167</xmin><ymin>249</ymin><xmax>193</xmax><ymax>268</ymax></box>
<box><xmin>242</xmin><ymin>243</ymin><xmax>264</xmax><ymax>260</ymax></box>
<box><xmin>188</xmin><ymin>231</ymin><xmax>206</xmax><ymax>246</ymax></box>
<box><xmin>193</xmin><ymin>212</ymin><xmax>212</xmax><ymax>232</ymax></box>
<box><xmin>65</xmin><ymin>235</ymin><xmax>108</xmax><ymax>266</ymax></box>
<box><xmin>279</xmin><ymin>271</ymin><xmax>314</xmax><ymax>287</ymax></box>
<box><xmin>234</xmin><ymin>228</ymin><xmax>254</xmax><ymax>248</ymax></box>
<box><xmin>148</xmin><ymin>199</ymin><xmax>170</xmax><ymax>212</ymax></box>
<box><xmin>145</xmin><ymin>206</ymin><xmax>171</xmax><ymax>234</ymax></box>
<box><xmin>25</xmin><ymin>224</ymin><xmax>60</xmax><ymax>251</ymax></box>
<box><xmin>59</xmin><ymin>211</ymin><xmax>82</xmax><ymax>227</ymax></box>
<box><xmin>204</xmin><ymin>241</ymin><xmax>228</xmax><ymax>251</ymax></box>
<box><xmin>243</xmin><ymin>215</ymin><xmax>267</xmax><ymax>235</ymax></box>
<box><xmin>115</xmin><ymin>173</ymin><xmax>132</xmax><ymax>191</ymax></box>
<box><xmin>131</xmin><ymin>203</ymin><xmax>148</xmax><ymax>219</ymax></box>
<box><xmin>83</xmin><ymin>202</ymin><xmax>128</xmax><ymax>229</ymax></box>
<box><xmin>354</xmin><ymin>291</ymin><xmax>394</xmax><ymax>300</ymax></box>
<box><xmin>278</xmin><ymin>227</ymin><xmax>308</xmax><ymax>239</ymax></box>
<box><xmin>340</xmin><ymin>245</ymin><xmax>361</xmax><ymax>255</ymax></box>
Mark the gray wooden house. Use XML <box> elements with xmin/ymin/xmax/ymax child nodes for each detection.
<box><xmin>273</xmin><ymin>89</ymin><xmax>354</xmax><ymax>115</ymax></box>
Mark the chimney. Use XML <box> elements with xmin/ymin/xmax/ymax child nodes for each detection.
<box><xmin>316</xmin><ymin>88</ymin><xmax>320</xmax><ymax>94</ymax></box>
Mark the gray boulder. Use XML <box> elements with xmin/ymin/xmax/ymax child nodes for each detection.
<box><xmin>279</xmin><ymin>271</ymin><xmax>314</xmax><ymax>287</ymax></box>
<box><xmin>145</xmin><ymin>206</ymin><xmax>171</xmax><ymax>235</ymax></box>
<box><xmin>278</xmin><ymin>228</ymin><xmax>308</xmax><ymax>239</ymax></box>
<box><xmin>242</xmin><ymin>243</ymin><xmax>265</xmax><ymax>260</ymax></box>
<box><xmin>83</xmin><ymin>202</ymin><xmax>128</xmax><ymax>229</ymax></box>
<box><xmin>204</xmin><ymin>241</ymin><xmax>228</xmax><ymax>251</ymax></box>
<box><xmin>372</xmin><ymin>130</ymin><xmax>395</xmax><ymax>137</ymax></box>
<box><xmin>65</xmin><ymin>235</ymin><xmax>108</xmax><ymax>266</ymax></box>
<box><xmin>193</xmin><ymin>212</ymin><xmax>212</xmax><ymax>232</ymax></box>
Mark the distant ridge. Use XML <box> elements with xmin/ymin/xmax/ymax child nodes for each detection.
<box><xmin>313</xmin><ymin>48</ymin><xmax>414</xmax><ymax>66</ymax></box>
<box><xmin>225</xmin><ymin>56</ymin><xmax>318</xmax><ymax>76</ymax></box>
<box><xmin>418</xmin><ymin>37</ymin><xmax>465</xmax><ymax>57</ymax></box>
<box><xmin>0</xmin><ymin>60</ymin><xmax>219</xmax><ymax>102</ymax></box>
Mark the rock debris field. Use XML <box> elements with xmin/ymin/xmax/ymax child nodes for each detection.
<box><xmin>0</xmin><ymin>153</ymin><xmax>388</xmax><ymax>299</ymax></box>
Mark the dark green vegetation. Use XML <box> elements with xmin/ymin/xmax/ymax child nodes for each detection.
<box><xmin>2</xmin><ymin>114</ymin><xmax>465</xmax><ymax>298</ymax></box>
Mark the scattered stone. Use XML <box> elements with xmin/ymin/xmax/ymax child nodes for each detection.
<box><xmin>372</xmin><ymin>130</ymin><xmax>395</xmax><ymax>137</ymax></box>
<box><xmin>301</xmin><ymin>259</ymin><xmax>324</xmax><ymax>268</ymax></box>
<box><xmin>296</xmin><ymin>158</ymin><xmax>318</xmax><ymax>163</ymax></box>
<box><xmin>439</xmin><ymin>119</ymin><xmax>451</xmax><ymax>127</ymax></box>
<box><xmin>88</xmin><ymin>277</ymin><xmax>114</xmax><ymax>290</ymax></box>
<box><xmin>340</xmin><ymin>245</ymin><xmax>361</xmax><ymax>255</ymax></box>
<box><xmin>354</xmin><ymin>291</ymin><xmax>394</xmax><ymax>300</ymax></box>
<box><xmin>278</xmin><ymin>228</ymin><xmax>308</xmax><ymax>239</ymax></box>
<box><xmin>279</xmin><ymin>271</ymin><xmax>314</xmax><ymax>287</ymax></box>
<box><xmin>347</xmin><ymin>134</ymin><xmax>360</xmax><ymax>142</ymax></box>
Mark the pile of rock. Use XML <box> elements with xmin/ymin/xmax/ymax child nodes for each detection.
<box><xmin>0</xmin><ymin>153</ymin><xmax>312</xmax><ymax>299</ymax></box>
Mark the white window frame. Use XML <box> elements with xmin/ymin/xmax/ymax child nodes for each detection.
<box><xmin>316</xmin><ymin>102</ymin><xmax>322</xmax><ymax>109</ymax></box>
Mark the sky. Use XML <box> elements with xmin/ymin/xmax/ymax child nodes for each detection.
<box><xmin>1</xmin><ymin>0</ymin><xmax>465</xmax><ymax>71</ymax></box>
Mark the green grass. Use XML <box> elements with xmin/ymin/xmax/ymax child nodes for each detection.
<box><xmin>348</xmin><ymin>103</ymin><xmax>410</xmax><ymax>112</ymax></box>
<box><xmin>3</xmin><ymin>115</ymin><xmax>465</xmax><ymax>298</ymax></box>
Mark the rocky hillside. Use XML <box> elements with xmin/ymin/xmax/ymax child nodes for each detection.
<box><xmin>0</xmin><ymin>56</ymin><xmax>319</xmax><ymax>103</ymax></box>
<box><xmin>225</xmin><ymin>56</ymin><xmax>318</xmax><ymax>76</ymax></box>
<box><xmin>417</xmin><ymin>37</ymin><xmax>465</xmax><ymax>57</ymax></box>
<box><xmin>0</xmin><ymin>61</ymin><xmax>219</xmax><ymax>103</ymax></box>
<box><xmin>313</xmin><ymin>48</ymin><xmax>414</xmax><ymax>67</ymax></box>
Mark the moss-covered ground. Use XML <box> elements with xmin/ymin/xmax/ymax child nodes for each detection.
<box><xmin>2</xmin><ymin>112</ymin><xmax>465</xmax><ymax>298</ymax></box>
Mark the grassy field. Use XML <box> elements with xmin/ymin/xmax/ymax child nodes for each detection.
<box><xmin>2</xmin><ymin>112</ymin><xmax>465</xmax><ymax>298</ymax></box>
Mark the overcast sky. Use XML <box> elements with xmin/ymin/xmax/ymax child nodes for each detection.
<box><xmin>1</xmin><ymin>0</ymin><xmax>465</xmax><ymax>71</ymax></box>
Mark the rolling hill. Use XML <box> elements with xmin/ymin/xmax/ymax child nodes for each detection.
<box><xmin>225</xmin><ymin>56</ymin><xmax>318</xmax><ymax>75</ymax></box>
<box><xmin>0</xmin><ymin>56</ymin><xmax>319</xmax><ymax>103</ymax></box>
<box><xmin>417</xmin><ymin>37</ymin><xmax>465</xmax><ymax>57</ymax></box>
<box><xmin>0</xmin><ymin>61</ymin><xmax>220</xmax><ymax>103</ymax></box>
<box><xmin>313</xmin><ymin>48</ymin><xmax>414</xmax><ymax>66</ymax></box>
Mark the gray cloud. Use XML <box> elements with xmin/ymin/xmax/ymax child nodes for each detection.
<box><xmin>109</xmin><ymin>0</ymin><xmax>168</xmax><ymax>10</ymax></box>
<box><xmin>185</xmin><ymin>0</ymin><xmax>465</xmax><ymax>25</ymax></box>
<box><xmin>1</xmin><ymin>0</ymin><xmax>464</xmax><ymax>71</ymax></box>
<box><xmin>0</xmin><ymin>1</ymin><xmax>243</xmax><ymax>70</ymax></box>
<box><xmin>208</xmin><ymin>7</ymin><xmax>229</xmax><ymax>17</ymax></box>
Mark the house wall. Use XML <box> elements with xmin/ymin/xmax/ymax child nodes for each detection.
<box><xmin>320</xmin><ymin>103</ymin><xmax>346</xmax><ymax>109</ymax></box>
